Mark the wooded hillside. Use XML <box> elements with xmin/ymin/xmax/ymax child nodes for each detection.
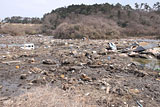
<box><xmin>42</xmin><ymin>2</ymin><xmax>160</xmax><ymax>39</ymax></box>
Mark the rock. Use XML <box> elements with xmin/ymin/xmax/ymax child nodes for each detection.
<box><xmin>61</xmin><ymin>59</ymin><xmax>70</xmax><ymax>65</ymax></box>
<box><xmin>67</xmin><ymin>66</ymin><xmax>82</xmax><ymax>71</ymax></box>
<box><xmin>85</xmin><ymin>52</ymin><xmax>92</xmax><ymax>59</ymax></box>
<box><xmin>124</xmin><ymin>102</ymin><xmax>127</xmax><ymax>105</ymax></box>
<box><xmin>98</xmin><ymin>52</ymin><xmax>107</xmax><ymax>55</ymax></box>
<box><xmin>156</xmin><ymin>78</ymin><xmax>160</xmax><ymax>81</ymax></box>
<box><xmin>109</xmin><ymin>65</ymin><xmax>114</xmax><ymax>69</ymax></box>
<box><xmin>101</xmin><ymin>86</ymin><xmax>106</xmax><ymax>90</ymax></box>
<box><xmin>112</xmin><ymin>88</ymin><xmax>125</xmax><ymax>96</ymax></box>
<box><xmin>28</xmin><ymin>83</ymin><xmax>33</xmax><ymax>86</ymax></box>
<box><xmin>97</xmin><ymin>48</ymin><xmax>107</xmax><ymax>55</ymax></box>
<box><xmin>119</xmin><ymin>53</ymin><xmax>128</xmax><ymax>57</ymax></box>
<box><xmin>31</xmin><ymin>78</ymin><xmax>46</xmax><ymax>84</ymax></box>
<box><xmin>43</xmin><ymin>59</ymin><xmax>56</xmax><ymax>65</ymax></box>
<box><xmin>0</xmin><ymin>97</ymin><xmax>9</xmax><ymax>101</ymax></box>
<box><xmin>98</xmin><ymin>79</ymin><xmax>108</xmax><ymax>85</ymax></box>
<box><xmin>106</xmin><ymin>86</ymin><xmax>110</xmax><ymax>94</ymax></box>
<box><xmin>147</xmin><ymin>48</ymin><xmax>160</xmax><ymax>59</ymax></box>
<box><xmin>28</xmin><ymin>58</ymin><xmax>35</xmax><ymax>63</ymax></box>
<box><xmin>70</xmin><ymin>50</ymin><xmax>77</xmax><ymax>56</ymax></box>
<box><xmin>20</xmin><ymin>54</ymin><xmax>38</xmax><ymax>58</ymax></box>
<box><xmin>20</xmin><ymin>74</ymin><xmax>27</xmax><ymax>79</ymax></box>
<box><xmin>157</xmin><ymin>54</ymin><xmax>160</xmax><ymax>59</ymax></box>
<box><xmin>30</xmin><ymin>67</ymin><xmax>42</xmax><ymax>73</ymax></box>
<box><xmin>0</xmin><ymin>85</ymin><xmax>2</xmax><ymax>89</ymax></box>
<box><xmin>89</xmin><ymin>65</ymin><xmax>103</xmax><ymax>68</ymax></box>
<box><xmin>129</xmin><ymin>88</ymin><xmax>140</xmax><ymax>94</ymax></box>
<box><xmin>41</xmin><ymin>70</ymin><xmax>49</xmax><ymax>76</ymax></box>
<box><xmin>49</xmin><ymin>68</ymin><xmax>57</xmax><ymax>72</ymax></box>
<box><xmin>31</xmin><ymin>80</ymin><xmax>38</xmax><ymax>84</ymax></box>
<box><xmin>80</xmin><ymin>73</ymin><xmax>92</xmax><ymax>82</ymax></box>
<box><xmin>128</xmin><ymin>52</ymin><xmax>138</xmax><ymax>57</ymax></box>
<box><xmin>85</xmin><ymin>93</ymin><xmax>90</xmax><ymax>96</ymax></box>
<box><xmin>138</xmin><ymin>70</ymin><xmax>148</xmax><ymax>76</ymax></box>
<box><xmin>94</xmin><ymin>60</ymin><xmax>103</xmax><ymax>65</ymax></box>
<box><xmin>62</xmin><ymin>83</ymin><xmax>69</xmax><ymax>90</ymax></box>
<box><xmin>92</xmin><ymin>51</ymin><xmax>97</xmax><ymax>54</ymax></box>
<box><xmin>140</xmin><ymin>100</ymin><xmax>144</xmax><ymax>103</ymax></box>
<box><xmin>127</xmin><ymin>62</ymin><xmax>138</xmax><ymax>67</ymax></box>
<box><xmin>128</xmin><ymin>52</ymin><xmax>148</xmax><ymax>59</ymax></box>
<box><xmin>128</xmin><ymin>70</ymin><xmax>146</xmax><ymax>77</ymax></box>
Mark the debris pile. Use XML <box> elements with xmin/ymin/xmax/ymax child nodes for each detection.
<box><xmin>0</xmin><ymin>36</ymin><xmax>160</xmax><ymax>107</ymax></box>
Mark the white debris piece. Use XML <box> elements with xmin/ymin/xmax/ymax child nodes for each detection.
<box><xmin>21</xmin><ymin>43</ymin><xmax>35</xmax><ymax>50</ymax></box>
<box><xmin>108</xmin><ymin>42</ymin><xmax>117</xmax><ymax>50</ymax></box>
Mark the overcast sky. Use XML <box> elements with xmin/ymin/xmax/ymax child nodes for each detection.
<box><xmin>0</xmin><ymin>0</ymin><xmax>158</xmax><ymax>19</ymax></box>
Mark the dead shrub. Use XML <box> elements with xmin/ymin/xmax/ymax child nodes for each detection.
<box><xmin>53</xmin><ymin>15</ymin><xmax>121</xmax><ymax>39</ymax></box>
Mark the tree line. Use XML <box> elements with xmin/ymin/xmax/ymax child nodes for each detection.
<box><xmin>2</xmin><ymin>2</ymin><xmax>160</xmax><ymax>24</ymax></box>
<box><xmin>2</xmin><ymin>16</ymin><xmax>42</xmax><ymax>24</ymax></box>
<box><xmin>41</xmin><ymin>2</ymin><xmax>160</xmax><ymax>38</ymax></box>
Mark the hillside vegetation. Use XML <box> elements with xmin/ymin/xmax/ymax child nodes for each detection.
<box><xmin>42</xmin><ymin>2</ymin><xmax>160</xmax><ymax>39</ymax></box>
<box><xmin>1</xmin><ymin>2</ymin><xmax>160</xmax><ymax>38</ymax></box>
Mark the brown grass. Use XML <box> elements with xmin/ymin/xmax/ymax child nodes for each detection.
<box><xmin>0</xmin><ymin>23</ymin><xmax>42</xmax><ymax>36</ymax></box>
<box><xmin>3</xmin><ymin>86</ymin><xmax>95</xmax><ymax>107</ymax></box>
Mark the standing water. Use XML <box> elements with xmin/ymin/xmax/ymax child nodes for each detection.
<box><xmin>133</xmin><ymin>58</ymin><xmax>160</xmax><ymax>70</ymax></box>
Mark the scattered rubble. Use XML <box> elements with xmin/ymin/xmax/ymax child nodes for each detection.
<box><xmin>20</xmin><ymin>74</ymin><xmax>27</xmax><ymax>80</ymax></box>
<box><xmin>42</xmin><ymin>59</ymin><xmax>56</xmax><ymax>65</ymax></box>
<box><xmin>80</xmin><ymin>73</ymin><xmax>92</xmax><ymax>82</ymax></box>
<box><xmin>0</xmin><ymin>36</ymin><xmax>160</xmax><ymax>107</ymax></box>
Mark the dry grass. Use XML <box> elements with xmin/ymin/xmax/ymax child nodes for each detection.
<box><xmin>3</xmin><ymin>86</ymin><xmax>95</xmax><ymax>107</ymax></box>
<box><xmin>0</xmin><ymin>23</ymin><xmax>42</xmax><ymax>36</ymax></box>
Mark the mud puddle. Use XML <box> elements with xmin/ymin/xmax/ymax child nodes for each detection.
<box><xmin>133</xmin><ymin>58</ymin><xmax>160</xmax><ymax>70</ymax></box>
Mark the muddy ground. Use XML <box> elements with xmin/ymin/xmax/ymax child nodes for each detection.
<box><xmin>0</xmin><ymin>35</ymin><xmax>160</xmax><ymax>107</ymax></box>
